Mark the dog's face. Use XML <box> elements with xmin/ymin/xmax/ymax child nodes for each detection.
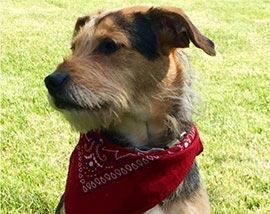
<box><xmin>45</xmin><ymin>6</ymin><xmax>215</xmax><ymax>132</ymax></box>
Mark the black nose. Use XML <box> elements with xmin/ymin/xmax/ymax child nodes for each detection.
<box><xmin>44</xmin><ymin>71</ymin><xmax>69</xmax><ymax>95</ymax></box>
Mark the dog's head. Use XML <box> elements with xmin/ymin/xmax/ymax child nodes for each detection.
<box><xmin>44</xmin><ymin>6</ymin><xmax>215</xmax><ymax>133</ymax></box>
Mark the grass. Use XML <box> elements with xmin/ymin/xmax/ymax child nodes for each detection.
<box><xmin>0</xmin><ymin>0</ymin><xmax>269</xmax><ymax>213</ymax></box>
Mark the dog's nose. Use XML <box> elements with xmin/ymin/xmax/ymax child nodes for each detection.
<box><xmin>44</xmin><ymin>71</ymin><xmax>69</xmax><ymax>95</ymax></box>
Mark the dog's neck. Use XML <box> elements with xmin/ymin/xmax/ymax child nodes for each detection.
<box><xmin>102</xmin><ymin>111</ymin><xmax>192</xmax><ymax>149</ymax></box>
<box><xmin>103</xmin><ymin>116</ymin><xmax>171</xmax><ymax>148</ymax></box>
<box><xmin>102</xmin><ymin>51</ymin><xmax>194</xmax><ymax>148</ymax></box>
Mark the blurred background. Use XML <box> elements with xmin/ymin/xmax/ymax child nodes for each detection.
<box><xmin>1</xmin><ymin>0</ymin><xmax>269</xmax><ymax>213</ymax></box>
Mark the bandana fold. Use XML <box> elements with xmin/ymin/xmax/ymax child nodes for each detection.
<box><xmin>64</xmin><ymin>126</ymin><xmax>203</xmax><ymax>214</ymax></box>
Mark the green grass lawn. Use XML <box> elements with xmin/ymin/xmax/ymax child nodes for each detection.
<box><xmin>1</xmin><ymin>0</ymin><xmax>269</xmax><ymax>213</ymax></box>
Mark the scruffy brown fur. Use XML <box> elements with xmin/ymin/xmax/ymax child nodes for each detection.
<box><xmin>45</xmin><ymin>5</ymin><xmax>215</xmax><ymax>214</ymax></box>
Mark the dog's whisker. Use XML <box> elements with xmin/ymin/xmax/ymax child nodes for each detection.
<box><xmin>44</xmin><ymin>5</ymin><xmax>216</xmax><ymax>213</ymax></box>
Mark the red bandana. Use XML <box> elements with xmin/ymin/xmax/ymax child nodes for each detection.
<box><xmin>64</xmin><ymin>126</ymin><xmax>203</xmax><ymax>214</ymax></box>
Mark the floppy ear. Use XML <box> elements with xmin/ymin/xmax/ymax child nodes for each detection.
<box><xmin>147</xmin><ymin>7</ymin><xmax>216</xmax><ymax>56</ymax></box>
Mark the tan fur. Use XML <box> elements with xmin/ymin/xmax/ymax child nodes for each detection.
<box><xmin>47</xmin><ymin>5</ymin><xmax>215</xmax><ymax>214</ymax></box>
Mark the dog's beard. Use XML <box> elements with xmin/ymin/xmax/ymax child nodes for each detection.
<box><xmin>47</xmin><ymin>84</ymin><xmax>131</xmax><ymax>132</ymax></box>
<box><xmin>54</xmin><ymin>101</ymin><xmax>123</xmax><ymax>133</ymax></box>
<box><xmin>62</xmin><ymin>110</ymin><xmax>112</xmax><ymax>133</ymax></box>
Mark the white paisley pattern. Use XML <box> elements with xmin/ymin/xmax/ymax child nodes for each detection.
<box><xmin>77</xmin><ymin>127</ymin><xmax>196</xmax><ymax>193</ymax></box>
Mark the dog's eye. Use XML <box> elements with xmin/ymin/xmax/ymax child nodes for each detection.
<box><xmin>97</xmin><ymin>38</ymin><xmax>120</xmax><ymax>55</ymax></box>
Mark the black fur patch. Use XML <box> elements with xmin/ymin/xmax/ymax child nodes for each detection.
<box><xmin>161</xmin><ymin>162</ymin><xmax>201</xmax><ymax>207</ymax></box>
<box><xmin>179</xmin><ymin>162</ymin><xmax>201</xmax><ymax>199</ymax></box>
<box><xmin>113</xmin><ymin>12</ymin><xmax>159</xmax><ymax>60</ymax></box>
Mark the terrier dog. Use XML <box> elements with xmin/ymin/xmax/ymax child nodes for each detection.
<box><xmin>45</xmin><ymin>6</ymin><xmax>215</xmax><ymax>214</ymax></box>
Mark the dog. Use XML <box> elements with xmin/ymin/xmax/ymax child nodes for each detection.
<box><xmin>45</xmin><ymin>5</ymin><xmax>215</xmax><ymax>214</ymax></box>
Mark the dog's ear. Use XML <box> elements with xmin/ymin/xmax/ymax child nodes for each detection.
<box><xmin>73</xmin><ymin>15</ymin><xmax>91</xmax><ymax>36</ymax></box>
<box><xmin>147</xmin><ymin>7</ymin><xmax>216</xmax><ymax>56</ymax></box>
<box><xmin>73</xmin><ymin>10</ymin><xmax>103</xmax><ymax>37</ymax></box>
